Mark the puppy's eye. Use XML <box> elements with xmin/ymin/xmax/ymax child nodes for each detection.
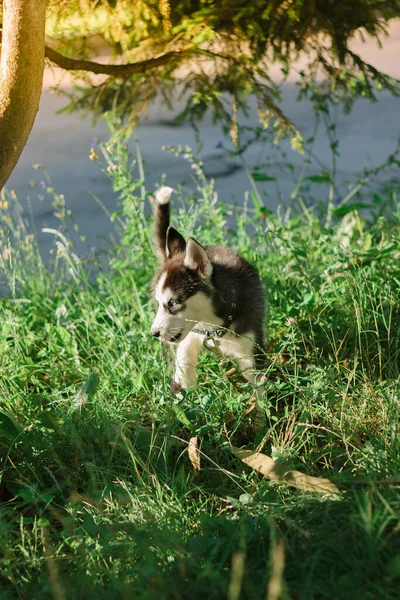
<box><xmin>168</xmin><ymin>300</ymin><xmax>179</xmax><ymax>308</ymax></box>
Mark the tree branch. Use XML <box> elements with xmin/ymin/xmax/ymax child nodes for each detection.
<box><xmin>44</xmin><ymin>45</ymin><xmax>188</xmax><ymax>77</ymax></box>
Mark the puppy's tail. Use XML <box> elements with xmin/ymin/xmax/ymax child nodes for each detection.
<box><xmin>154</xmin><ymin>186</ymin><xmax>174</xmax><ymax>262</ymax></box>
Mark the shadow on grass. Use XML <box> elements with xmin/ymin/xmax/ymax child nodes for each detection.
<box><xmin>1</xmin><ymin>405</ymin><xmax>399</xmax><ymax>599</ymax></box>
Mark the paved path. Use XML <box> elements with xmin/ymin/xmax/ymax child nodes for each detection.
<box><xmin>7</xmin><ymin>22</ymin><xmax>400</xmax><ymax>257</ymax></box>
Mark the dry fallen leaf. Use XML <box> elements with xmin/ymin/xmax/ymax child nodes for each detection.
<box><xmin>188</xmin><ymin>436</ymin><xmax>201</xmax><ymax>472</ymax></box>
<box><xmin>231</xmin><ymin>447</ymin><xmax>340</xmax><ymax>495</ymax></box>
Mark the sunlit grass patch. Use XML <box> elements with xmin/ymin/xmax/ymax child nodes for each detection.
<box><xmin>0</xmin><ymin>134</ymin><xmax>400</xmax><ymax>599</ymax></box>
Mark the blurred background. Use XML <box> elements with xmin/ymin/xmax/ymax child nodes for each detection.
<box><xmin>7</xmin><ymin>20</ymin><xmax>400</xmax><ymax>257</ymax></box>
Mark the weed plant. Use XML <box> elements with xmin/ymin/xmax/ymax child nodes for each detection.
<box><xmin>0</xmin><ymin>119</ymin><xmax>399</xmax><ymax>599</ymax></box>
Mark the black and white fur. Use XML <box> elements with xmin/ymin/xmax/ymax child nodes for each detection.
<box><xmin>151</xmin><ymin>186</ymin><xmax>266</xmax><ymax>392</ymax></box>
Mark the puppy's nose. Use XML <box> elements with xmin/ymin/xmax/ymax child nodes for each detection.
<box><xmin>151</xmin><ymin>328</ymin><xmax>161</xmax><ymax>338</ymax></box>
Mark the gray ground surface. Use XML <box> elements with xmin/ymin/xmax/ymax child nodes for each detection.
<box><xmin>6</xmin><ymin>23</ymin><xmax>400</xmax><ymax>258</ymax></box>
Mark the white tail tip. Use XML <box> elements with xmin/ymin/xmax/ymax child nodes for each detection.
<box><xmin>155</xmin><ymin>186</ymin><xmax>174</xmax><ymax>205</ymax></box>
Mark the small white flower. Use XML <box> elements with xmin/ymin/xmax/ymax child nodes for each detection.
<box><xmin>285</xmin><ymin>317</ymin><xmax>297</xmax><ymax>327</ymax></box>
<box><xmin>155</xmin><ymin>186</ymin><xmax>174</xmax><ymax>205</ymax></box>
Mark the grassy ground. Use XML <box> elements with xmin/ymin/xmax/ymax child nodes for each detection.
<box><xmin>0</xmin><ymin>136</ymin><xmax>400</xmax><ymax>599</ymax></box>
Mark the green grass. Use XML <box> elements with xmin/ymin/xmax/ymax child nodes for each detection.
<box><xmin>0</xmin><ymin>136</ymin><xmax>400</xmax><ymax>600</ymax></box>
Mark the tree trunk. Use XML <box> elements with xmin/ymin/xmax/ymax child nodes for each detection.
<box><xmin>0</xmin><ymin>0</ymin><xmax>46</xmax><ymax>191</ymax></box>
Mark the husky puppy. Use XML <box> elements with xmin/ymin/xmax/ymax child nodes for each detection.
<box><xmin>151</xmin><ymin>186</ymin><xmax>266</xmax><ymax>393</ymax></box>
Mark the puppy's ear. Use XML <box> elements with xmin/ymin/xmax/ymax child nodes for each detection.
<box><xmin>166</xmin><ymin>226</ymin><xmax>186</xmax><ymax>258</ymax></box>
<box><xmin>184</xmin><ymin>238</ymin><xmax>212</xmax><ymax>277</ymax></box>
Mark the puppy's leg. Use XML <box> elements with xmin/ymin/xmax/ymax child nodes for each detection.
<box><xmin>172</xmin><ymin>331</ymin><xmax>203</xmax><ymax>391</ymax></box>
<box><xmin>221</xmin><ymin>333</ymin><xmax>266</xmax><ymax>427</ymax></box>
<box><xmin>220</xmin><ymin>333</ymin><xmax>256</xmax><ymax>382</ymax></box>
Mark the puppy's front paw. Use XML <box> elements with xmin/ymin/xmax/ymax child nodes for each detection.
<box><xmin>170</xmin><ymin>380</ymin><xmax>183</xmax><ymax>394</ymax></box>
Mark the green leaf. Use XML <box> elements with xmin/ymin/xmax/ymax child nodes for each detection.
<box><xmin>372</xmin><ymin>193</ymin><xmax>382</xmax><ymax>205</ymax></box>
<box><xmin>0</xmin><ymin>411</ymin><xmax>21</xmax><ymax>442</ymax></box>
<box><xmin>251</xmin><ymin>172</ymin><xmax>276</xmax><ymax>181</ymax></box>
<box><xmin>54</xmin><ymin>325</ymin><xmax>73</xmax><ymax>347</ymax></box>
<box><xmin>299</xmin><ymin>292</ymin><xmax>314</xmax><ymax>307</ymax></box>
<box><xmin>376</xmin><ymin>243</ymin><xmax>398</xmax><ymax>257</ymax></box>
<box><xmin>81</xmin><ymin>371</ymin><xmax>100</xmax><ymax>399</ymax></box>
<box><xmin>385</xmin><ymin>554</ymin><xmax>400</xmax><ymax>576</ymax></box>
<box><xmin>250</xmin><ymin>191</ymin><xmax>272</xmax><ymax>217</ymax></box>
<box><xmin>38</xmin><ymin>411</ymin><xmax>65</xmax><ymax>432</ymax></box>
<box><xmin>74</xmin><ymin>371</ymin><xmax>100</xmax><ymax>408</ymax></box>
<box><xmin>333</xmin><ymin>203</ymin><xmax>371</xmax><ymax>217</ymax></box>
<box><xmin>250</xmin><ymin>190</ymin><xmax>262</xmax><ymax>210</ymax></box>
<box><xmin>17</xmin><ymin>489</ymin><xmax>35</xmax><ymax>503</ymax></box>
<box><xmin>171</xmin><ymin>404</ymin><xmax>192</xmax><ymax>428</ymax></box>
<box><xmin>361</xmin><ymin>233</ymin><xmax>372</xmax><ymax>252</ymax></box>
<box><xmin>37</xmin><ymin>518</ymin><xmax>50</xmax><ymax>528</ymax></box>
<box><xmin>53</xmin><ymin>325</ymin><xmax>79</xmax><ymax>358</ymax></box>
<box><xmin>305</xmin><ymin>173</ymin><xmax>333</xmax><ymax>184</ymax></box>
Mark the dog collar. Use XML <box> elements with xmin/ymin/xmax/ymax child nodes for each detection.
<box><xmin>192</xmin><ymin>289</ymin><xmax>237</xmax><ymax>341</ymax></box>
